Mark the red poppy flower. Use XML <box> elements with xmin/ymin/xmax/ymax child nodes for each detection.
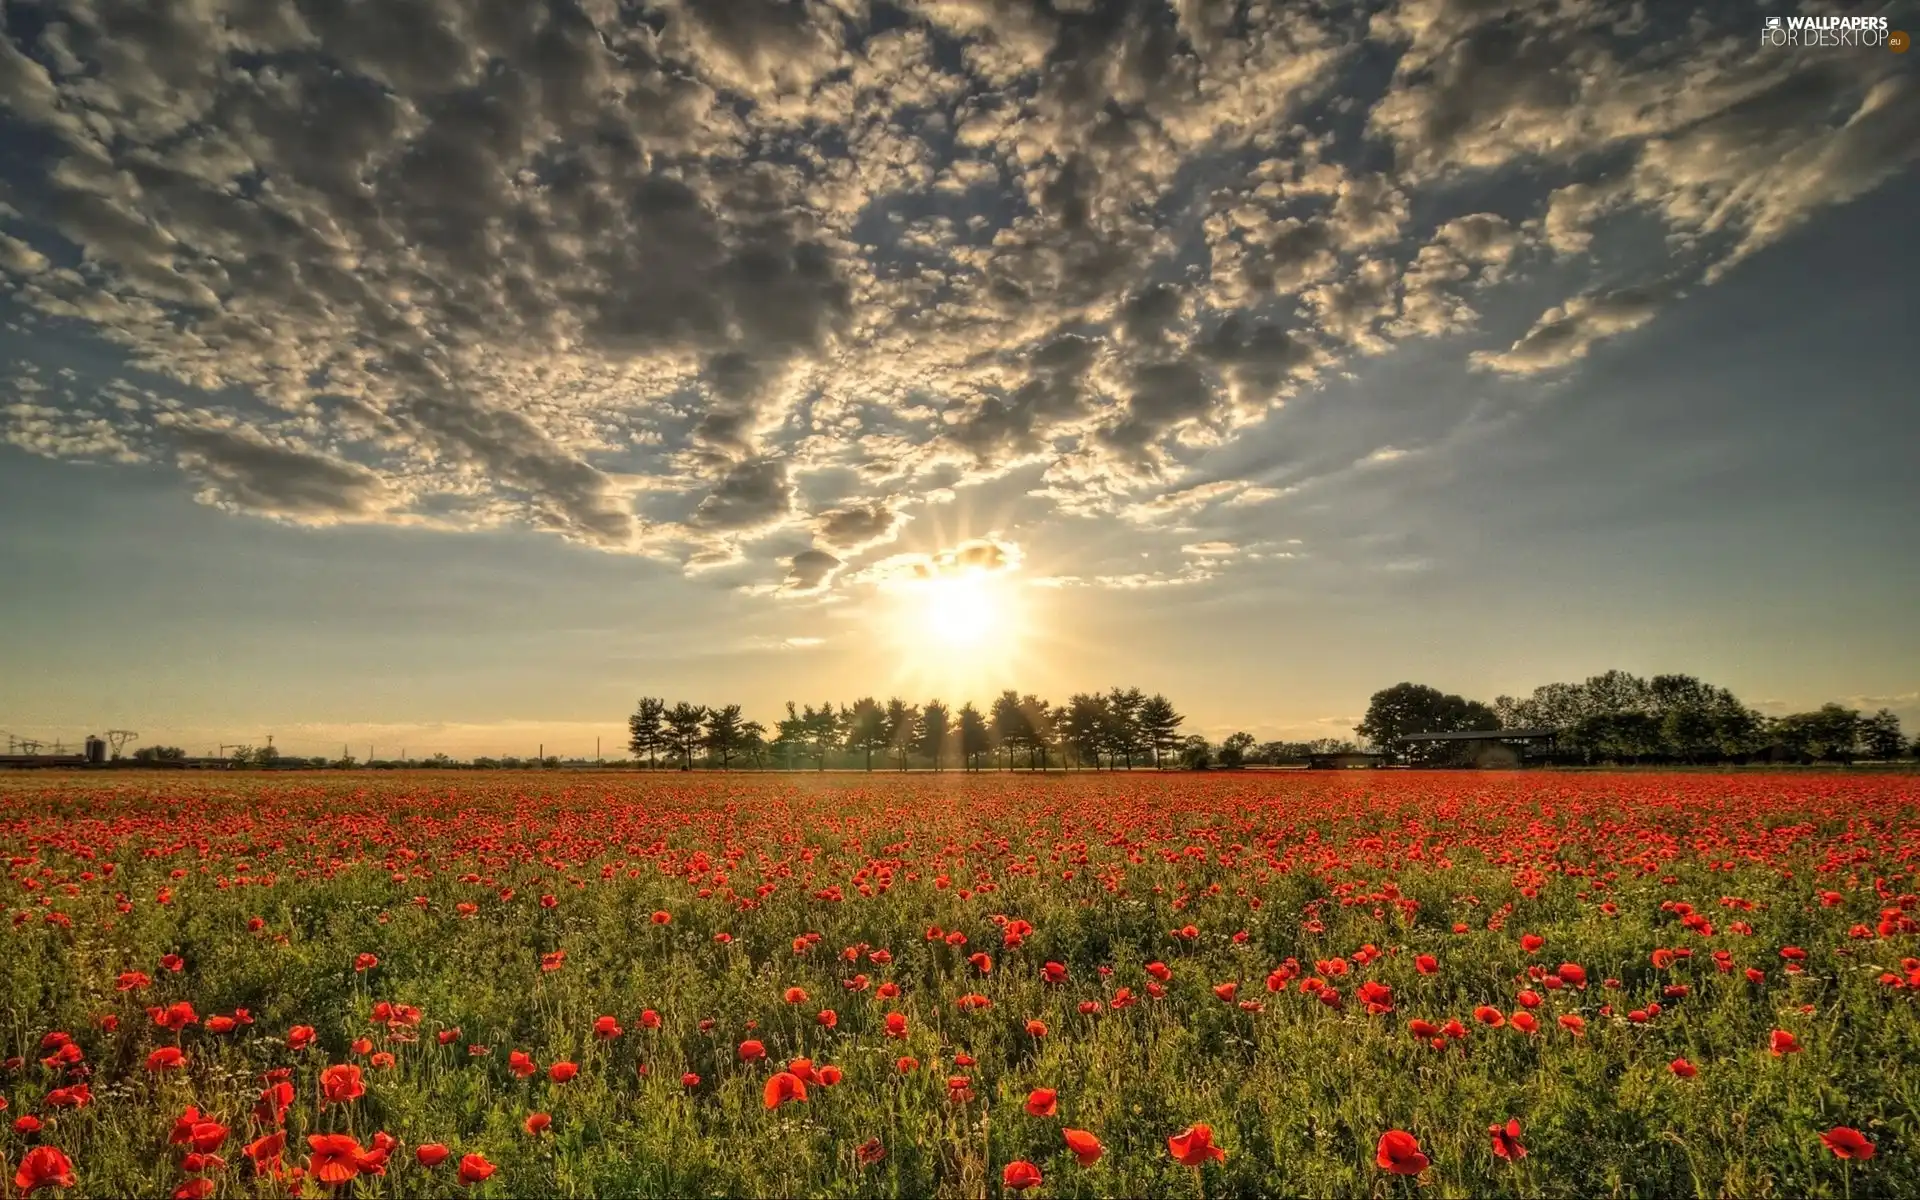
<box><xmin>1002</xmin><ymin>1161</ymin><xmax>1042</xmax><ymax>1191</ymax></box>
<box><xmin>1558</xmin><ymin>1014</ymin><xmax>1586</xmax><ymax>1037</ymax></box>
<box><xmin>416</xmin><ymin>1144</ymin><xmax>450</xmax><ymax>1167</ymax></box>
<box><xmin>307</xmin><ymin>1134</ymin><xmax>364</xmax><ymax>1186</ymax></box>
<box><xmin>245</xmin><ymin>1131</ymin><xmax>287</xmax><ymax>1169</ymax></box>
<box><xmin>1168</xmin><ymin>1124</ymin><xmax>1225</xmax><ymax>1166</ymax></box>
<box><xmin>1376</xmin><ymin>1130</ymin><xmax>1430</xmax><ymax>1175</ymax></box>
<box><xmin>817</xmin><ymin>1065</ymin><xmax>843</xmax><ymax>1086</ymax></box>
<box><xmin>1064</xmin><ymin>1128</ymin><xmax>1104</xmax><ymax>1166</ymax></box>
<box><xmin>1770</xmin><ymin>1029</ymin><xmax>1802</xmax><ymax>1056</ymax></box>
<box><xmin>593</xmin><ymin>1015</ymin><xmax>623</xmax><ymax>1039</ymax></box>
<box><xmin>509</xmin><ymin>1050</ymin><xmax>538</xmax><ymax>1077</ymax></box>
<box><xmin>783</xmin><ymin>987</ymin><xmax>809</xmax><ymax>1004</ymax></box>
<box><xmin>1821</xmin><ymin>1127</ymin><xmax>1875</xmax><ymax>1160</ymax></box>
<box><xmin>739</xmin><ymin>1039</ymin><xmax>767</xmax><ymax>1062</ymax></box>
<box><xmin>457</xmin><ymin>1153</ymin><xmax>496</xmax><ymax>1184</ymax></box>
<box><xmin>321</xmin><ymin>1064</ymin><xmax>365</xmax><ymax>1103</ymax></box>
<box><xmin>1025</xmin><ymin>1088</ymin><xmax>1058</xmax><ymax>1117</ymax></box>
<box><xmin>817</xmin><ymin>1009</ymin><xmax>838</xmax><ymax>1028</ymax></box>
<box><xmin>1669</xmin><ymin>1057</ymin><xmax>1698</xmax><ymax>1078</ymax></box>
<box><xmin>524</xmin><ymin>1112</ymin><xmax>552</xmax><ymax>1135</ymax></box>
<box><xmin>857</xmin><ymin>1137</ymin><xmax>886</xmax><ymax>1165</ymax></box>
<box><xmin>354</xmin><ymin>954</ymin><xmax>379</xmax><ymax>972</ymax></box>
<box><xmin>1520</xmin><ymin>933</ymin><xmax>1545</xmax><ymax>952</ymax></box>
<box><xmin>15</xmin><ymin>1145</ymin><xmax>77</xmax><ymax>1192</ymax></box>
<box><xmin>1488</xmin><ymin>1119</ymin><xmax>1526</xmax><ymax>1161</ymax></box>
<box><xmin>288</xmin><ymin>1025</ymin><xmax>316</xmax><ymax>1050</ymax></box>
<box><xmin>1510</xmin><ymin>1011</ymin><xmax>1539</xmax><ymax>1034</ymax></box>
<box><xmin>896</xmin><ymin>1056</ymin><xmax>919</xmax><ymax>1073</ymax></box>
<box><xmin>147</xmin><ymin>1046</ymin><xmax>187</xmax><ymax>1072</ymax></box>
<box><xmin>682</xmin><ymin>1071</ymin><xmax>701</xmax><ymax>1087</ymax></box>
<box><xmin>1415</xmin><ymin>954</ymin><xmax>1439</xmax><ymax>975</ymax></box>
<box><xmin>764</xmin><ymin>1071</ymin><xmax>808</xmax><ymax>1109</ymax></box>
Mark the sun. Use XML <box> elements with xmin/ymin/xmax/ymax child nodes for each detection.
<box><xmin>877</xmin><ymin>565</ymin><xmax>1037</xmax><ymax>698</ymax></box>
<box><xmin>919</xmin><ymin>571</ymin><xmax>999</xmax><ymax>647</ymax></box>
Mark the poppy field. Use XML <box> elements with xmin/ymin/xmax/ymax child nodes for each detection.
<box><xmin>3</xmin><ymin>769</ymin><xmax>1918</xmax><ymax>1198</ymax></box>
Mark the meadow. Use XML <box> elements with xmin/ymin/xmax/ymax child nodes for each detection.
<box><xmin>3</xmin><ymin>769</ymin><xmax>1917</xmax><ymax>1198</ymax></box>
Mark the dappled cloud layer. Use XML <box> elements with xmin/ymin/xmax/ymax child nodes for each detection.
<box><xmin>1</xmin><ymin>0</ymin><xmax>1913</xmax><ymax>590</ymax></box>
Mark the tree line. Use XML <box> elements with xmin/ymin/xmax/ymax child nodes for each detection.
<box><xmin>1345</xmin><ymin>671</ymin><xmax>1913</xmax><ymax>765</ymax></box>
<box><xmin>626</xmin><ymin>688</ymin><xmax>1188</xmax><ymax>771</ymax></box>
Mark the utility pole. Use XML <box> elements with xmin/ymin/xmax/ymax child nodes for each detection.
<box><xmin>105</xmin><ymin>730</ymin><xmax>138</xmax><ymax>759</ymax></box>
<box><xmin>596</xmin><ymin>736</ymin><xmax>601</xmax><ymax>762</ymax></box>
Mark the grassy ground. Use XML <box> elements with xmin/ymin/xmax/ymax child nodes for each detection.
<box><xmin>2</xmin><ymin>769</ymin><xmax>1916</xmax><ymax>1198</ymax></box>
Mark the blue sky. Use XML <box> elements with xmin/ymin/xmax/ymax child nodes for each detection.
<box><xmin>2</xmin><ymin>0</ymin><xmax>1916</xmax><ymax>757</ymax></box>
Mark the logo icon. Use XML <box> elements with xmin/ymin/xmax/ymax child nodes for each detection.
<box><xmin>1766</xmin><ymin>17</ymin><xmax>1781</xmax><ymax>30</ymax></box>
<box><xmin>1893</xmin><ymin>30</ymin><xmax>1910</xmax><ymax>52</ymax></box>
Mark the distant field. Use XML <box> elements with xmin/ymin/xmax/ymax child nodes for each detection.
<box><xmin>4</xmin><ymin>770</ymin><xmax>1917</xmax><ymax>1197</ymax></box>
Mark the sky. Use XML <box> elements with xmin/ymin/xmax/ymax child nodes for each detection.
<box><xmin>1</xmin><ymin>0</ymin><xmax>1917</xmax><ymax>759</ymax></box>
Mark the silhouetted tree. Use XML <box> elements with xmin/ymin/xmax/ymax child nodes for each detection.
<box><xmin>1021</xmin><ymin>693</ymin><xmax>1055</xmax><ymax>771</ymax></box>
<box><xmin>1861</xmin><ymin>709</ymin><xmax>1906</xmax><ymax>760</ymax></box>
<box><xmin>1138</xmin><ymin>693</ymin><xmax>1183</xmax><ymax>767</ymax></box>
<box><xmin>664</xmin><ymin>702</ymin><xmax>708</xmax><ymax>770</ymax></box>
<box><xmin>1773</xmin><ymin>704</ymin><xmax>1863</xmax><ymax>763</ymax></box>
<box><xmin>1219</xmin><ymin>731</ymin><xmax>1256</xmax><ymax>768</ymax></box>
<box><xmin>1105</xmin><ymin>686</ymin><xmax>1145</xmax><ymax>767</ymax></box>
<box><xmin>804</xmin><ymin>702</ymin><xmax>839</xmax><ymax>770</ymax></box>
<box><xmin>845</xmin><ymin>697</ymin><xmax>888</xmax><ymax>771</ymax></box>
<box><xmin>884</xmin><ymin>698</ymin><xmax>919</xmax><ymax>770</ymax></box>
<box><xmin>1060</xmin><ymin>693</ymin><xmax>1109</xmax><ymax>769</ymax></box>
<box><xmin>703</xmin><ymin>704</ymin><xmax>758</xmax><ymax>770</ymax></box>
<box><xmin>990</xmin><ymin>690</ymin><xmax>1027</xmax><ymax>770</ymax></box>
<box><xmin>1178</xmin><ymin>735</ymin><xmax>1212</xmax><ymax>769</ymax></box>
<box><xmin>958</xmin><ymin>702</ymin><xmax>989</xmax><ymax>771</ymax></box>
<box><xmin>918</xmin><ymin>701</ymin><xmax>952</xmax><ymax>772</ymax></box>
<box><xmin>628</xmin><ymin>697</ymin><xmax>667</xmax><ymax>768</ymax></box>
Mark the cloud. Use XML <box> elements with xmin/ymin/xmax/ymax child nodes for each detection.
<box><xmin>1181</xmin><ymin>540</ymin><xmax>1239</xmax><ymax>557</ymax></box>
<box><xmin>1470</xmin><ymin>284</ymin><xmax>1671</xmax><ymax>375</ymax></box>
<box><xmin>690</xmin><ymin>458</ymin><xmax>795</xmax><ymax>533</ymax></box>
<box><xmin>0</xmin><ymin>0</ymin><xmax>1911</xmax><ymax>595</ymax></box>
<box><xmin>813</xmin><ymin>500</ymin><xmax>906</xmax><ymax>551</ymax></box>
<box><xmin>783</xmin><ymin>549</ymin><xmax>844</xmax><ymax>594</ymax></box>
<box><xmin>167</xmin><ymin>422</ymin><xmax>394</xmax><ymax>523</ymax></box>
<box><xmin>849</xmin><ymin>537</ymin><xmax>1022</xmax><ymax>587</ymax></box>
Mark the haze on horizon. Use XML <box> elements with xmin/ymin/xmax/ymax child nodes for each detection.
<box><xmin>1</xmin><ymin>0</ymin><xmax>1915</xmax><ymax>760</ymax></box>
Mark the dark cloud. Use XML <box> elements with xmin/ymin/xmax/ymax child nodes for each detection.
<box><xmin>169</xmin><ymin>423</ymin><xmax>392</xmax><ymax>521</ymax></box>
<box><xmin>690</xmin><ymin>457</ymin><xmax>795</xmax><ymax>532</ymax></box>
<box><xmin>785</xmin><ymin>547</ymin><xmax>843</xmax><ymax>592</ymax></box>
<box><xmin>813</xmin><ymin>500</ymin><xmax>904</xmax><ymax>550</ymax></box>
<box><xmin>1471</xmin><ymin>282</ymin><xmax>1674</xmax><ymax>375</ymax></box>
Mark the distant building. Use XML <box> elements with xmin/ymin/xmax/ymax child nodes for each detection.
<box><xmin>1397</xmin><ymin>728</ymin><xmax>1559</xmax><ymax>768</ymax></box>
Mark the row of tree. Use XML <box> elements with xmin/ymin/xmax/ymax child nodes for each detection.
<box><xmin>1349</xmin><ymin>672</ymin><xmax>1913</xmax><ymax>765</ymax></box>
<box><xmin>627</xmin><ymin>688</ymin><xmax>1187</xmax><ymax>771</ymax></box>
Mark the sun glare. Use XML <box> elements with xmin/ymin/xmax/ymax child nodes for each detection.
<box><xmin>878</xmin><ymin>565</ymin><xmax>1037</xmax><ymax>698</ymax></box>
<box><xmin>921</xmin><ymin>571</ymin><xmax>998</xmax><ymax>647</ymax></box>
